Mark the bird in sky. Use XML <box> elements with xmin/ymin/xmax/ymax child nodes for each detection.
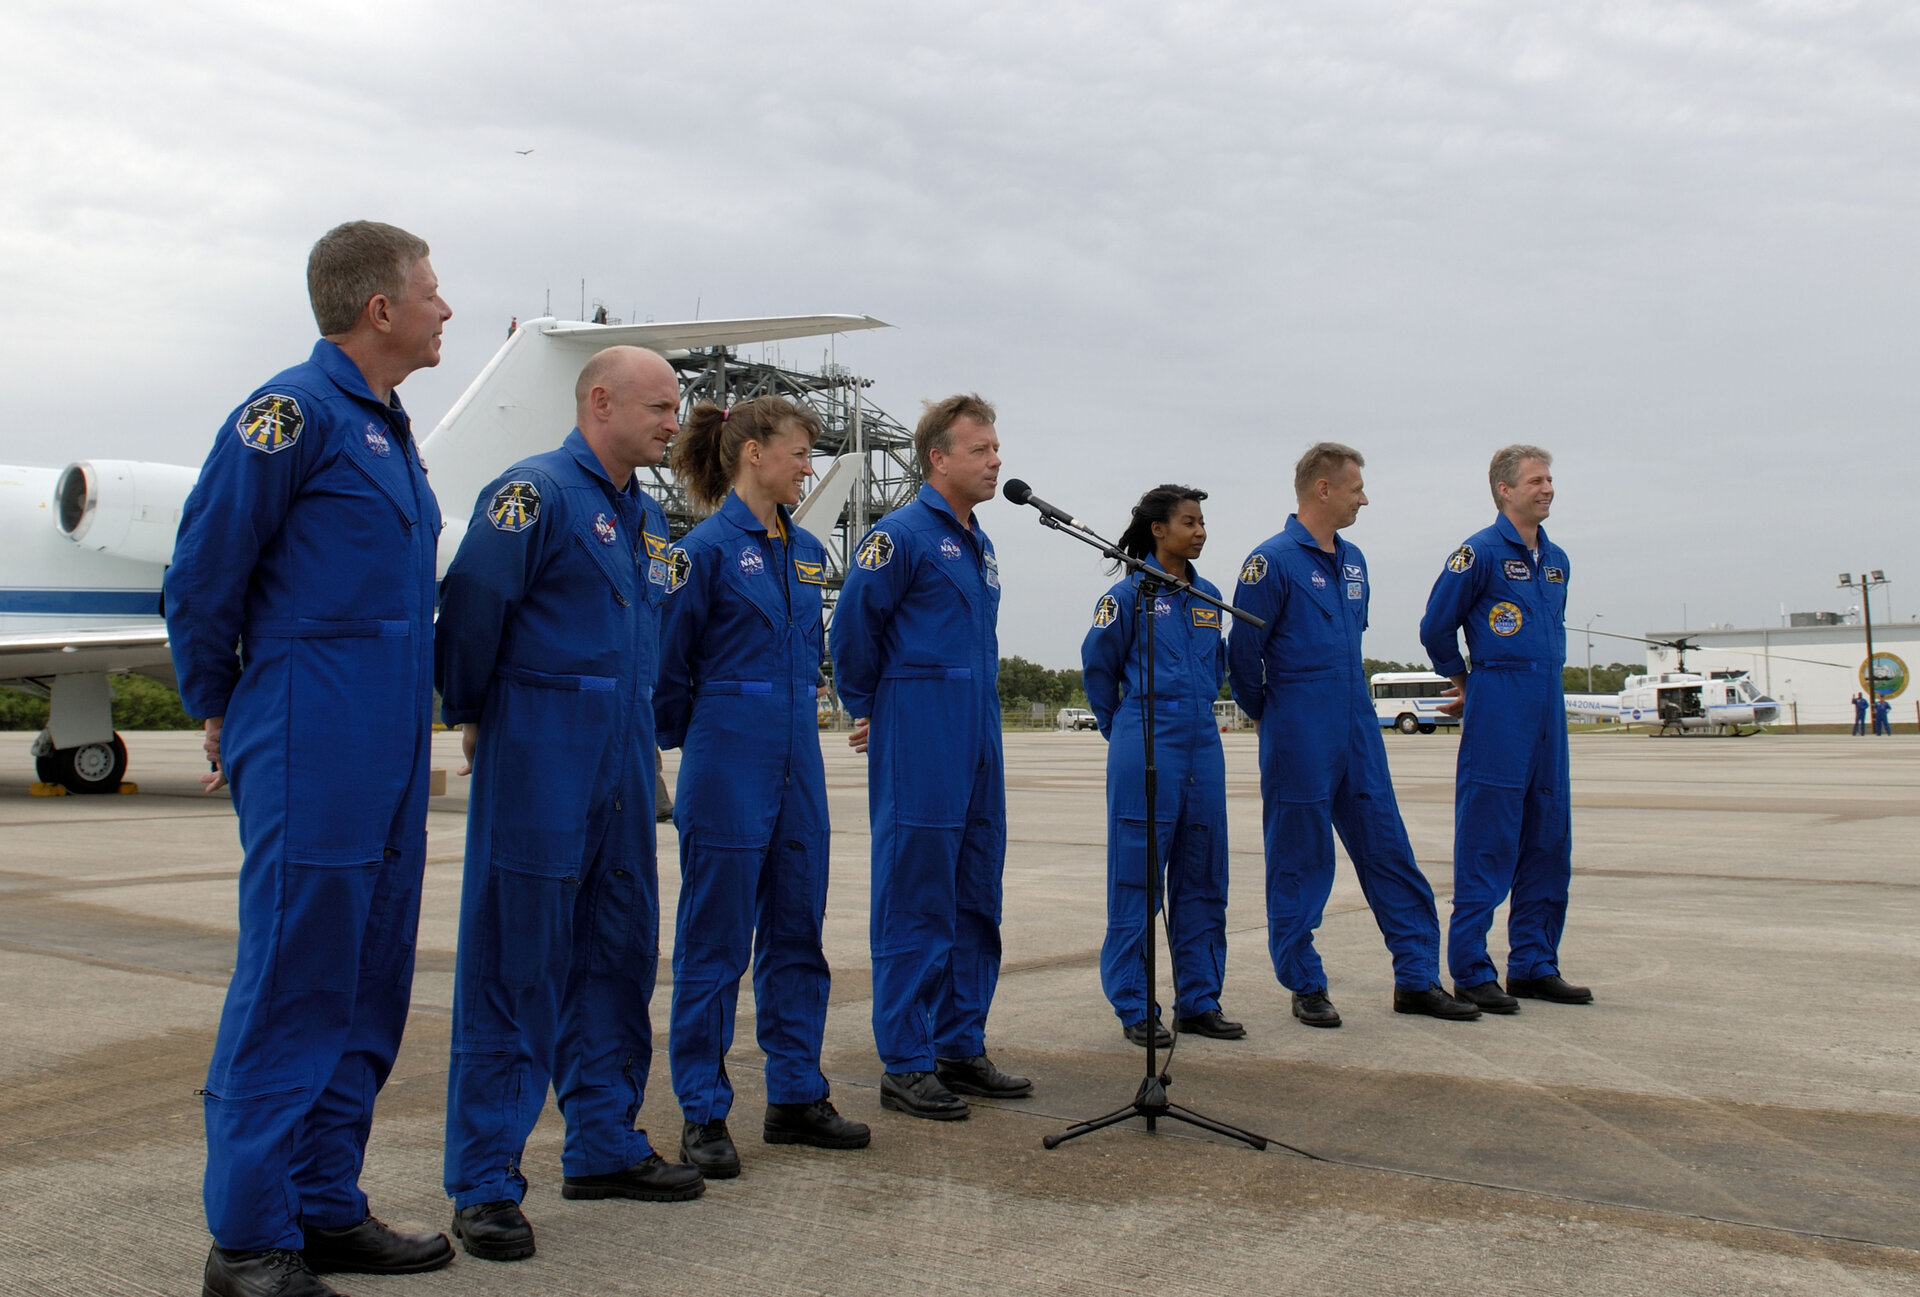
<box><xmin>515</xmin><ymin>148</ymin><xmax>534</xmax><ymax>155</ymax></box>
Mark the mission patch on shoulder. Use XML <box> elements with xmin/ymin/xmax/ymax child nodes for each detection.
<box><xmin>488</xmin><ymin>480</ymin><xmax>541</xmax><ymax>532</ymax></box>
<box><xmin>666</xmin><ymin>546</ymin><xmax>691</xmax><ymax>593</ymax></box>
<box><xmin>856</xmin><ymin>530</ymin><xmax>895</xmax><ymax>571</ymax></box>
<box><xmin>1092</xmin><ymin>594</ymin><xmax>1119</xmax><ymax>629</ymax></box>
<box><xmin>236</xmin><ymin>394</ymin><xmax>304</xmax><ymax>454</ymax></box>
<box><xmin>1446</xmin><ymin>544</ymin><xmax>1474</xmax><ymax>573</ymax></box>
<box><xmin>1239</xmin><ymin>554</ymin><xmax>1268</xmax><ymax>585</ymax></box>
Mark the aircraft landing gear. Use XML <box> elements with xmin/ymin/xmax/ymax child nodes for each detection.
<box><xmin>34</xmin><ymin>734</ymin><xmax>129</xmax><ymax>794</ymax></box>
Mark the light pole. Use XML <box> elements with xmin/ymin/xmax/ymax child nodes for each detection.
<box><xmin>1585</xmin><ymin>613</ymin><xmax>1603</xmax><ymax>692</ymax></box>
<box><xmin>1838</xmin><ymin>571</ymin><xmax>1891</xmax><ymax>710</ymax></box>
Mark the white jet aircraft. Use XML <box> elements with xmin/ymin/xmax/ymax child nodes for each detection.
<box><xmin>0</xmin><ymin>312</ymin><xmax>886</xmax><ymax>792</ymax></box>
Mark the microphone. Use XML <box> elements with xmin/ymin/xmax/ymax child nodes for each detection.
<box><xmin>1002</xmin><ymin>479</ymin><xmax>1086</xmax><ymax>530</ymax></box>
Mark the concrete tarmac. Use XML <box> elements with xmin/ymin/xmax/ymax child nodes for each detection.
<box><xmin>1</xmin><ymin>728</ymin><xmax>1917</xmax><ymax>1295</ymax></box>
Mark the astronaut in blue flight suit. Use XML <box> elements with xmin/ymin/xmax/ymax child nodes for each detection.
<box><xmin>166</xmin><ymin>222</ymin><xmax>455</xmax><ymax>1297</ymax></box>
<box><xmin>654</xmin><ymin>395</ymin><xmax>871</xmax><ymax>1180</ymax></box>
<box><xmin>1081</xmin><ymin>484</ymin><xmax>1243</xmax><ymax>1046</ymax></box>
<box><xmin>1228</xmin><ymin>444</ymin><xmax>1480</xmax><ymax>1028</ymax></box>
<box><xmin>830</xmin><ymin>394</ymin><xmax>1034</xmax><ymax>1121</ymax></box>
<box><xmin>437</xmin><ymin>347</ymin><xmax>705</xmax><ymax>1266</ymax></box>
<box><xmin>1420</xmin><ymin>444</ymin><xmax>1593</xmax><ymax>1013</ymax></box>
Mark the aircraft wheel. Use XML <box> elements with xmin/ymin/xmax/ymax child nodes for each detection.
<box><xmin>49</xmin><ymin>734</ymin><xmax>128</xmax><ymax>794</ymax></box>
<box><xmin>1395</xmin><ymin>714</ymin><xmax>1420</xmax><ymax>735</ymax></box>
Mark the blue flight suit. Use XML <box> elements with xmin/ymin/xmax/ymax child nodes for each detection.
<box><xmin>1081</xmin><ymin>564</ymin><xmax>1230</xmax><ymax>1026</ymax></box>
<box><xmin>1227</xmin><ymin>517</ymin><xmax>1443</xmax><ymax>994</ymax></box>
<box><xmin>1419</xmin><ymin>514</ymin><xmax>1573</xmax><ymax>988</ymax></box>
<box><xmin>437</xmin><ymin>429</ymin><xmax>671</xmax><ymax>1210</ymax></box>
<box><xmin>829</xmin><ymin>484</ymin><xmax>1005</xmax><ymax>1073</ymax></box>
<box><xmin>655</xmin><ymin>492</ymin><xmax>834</xmax><ymax>1123</ymax></box>
<box><xmin>165</xmin><ymin>340</ymin><xmax>439</xmax><ymax>1251</ymax></box>
<box><xmin>1852</xmin><ymin>695</ymin><xmax>1869</xmax><ymax>736</ymax></box>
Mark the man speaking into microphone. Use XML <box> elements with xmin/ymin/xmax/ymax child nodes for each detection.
<box><xmin>830</xmin><ymin>394</ymin><xmax>1033</xmax><ymax>1120</ymax></box>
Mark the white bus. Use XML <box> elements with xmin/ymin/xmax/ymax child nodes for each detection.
<box><xmin>1370</xmin><ymin>671</ymin><xmax>1461</xmax><ymax>735</ymax></box>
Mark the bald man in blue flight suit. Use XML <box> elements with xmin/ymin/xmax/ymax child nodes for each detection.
<box><xmin>1421</xmin><ymin>444</ymin><xmax>1593</xmax><ymax>1013</ymax></box>
<box><xmin>830</xmin><ymin>393</ymin><xmax>1033</xmax><ymax>1120</ymax></box>
<box><xmin>437</xmin><ymin>346</ymin><xmax>704</xmax><ymax>1266</ymax></box>
<box><xmin>168</xmin><ymin>222</ymin><xmax>454</xmax><ymax>1297</ymax></box>
<box><xmin>1228</xmin><ymin>443</ymin><xmax>1478</xmax><ymax>1028</ymax></box>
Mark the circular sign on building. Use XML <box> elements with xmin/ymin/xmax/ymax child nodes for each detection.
<box><xmin>1861</xmin><ymin>652</ymin><xmax>1909</xmax><ymax>700</ymax></box>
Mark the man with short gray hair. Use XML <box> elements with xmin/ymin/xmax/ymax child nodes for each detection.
<box><xmin>1420</xmin><ymin>445</ymin><xmax>1591</xmax><ymax>1014</ymax></box>
<box><xmin>168</xmin><ymin>220</ymin><xmax>453</xmax><ymax>1296</ymax></box>
<box><xmin>1229</xmin><ymin>444</ymin><xmax>1478</xmax><ymax>1028</ymax></box>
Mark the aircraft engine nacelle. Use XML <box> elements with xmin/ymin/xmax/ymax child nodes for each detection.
<box><xmin>53</xmin><ymin>460</ymin><xmax>200</xmax><ymax>567</ymax></box>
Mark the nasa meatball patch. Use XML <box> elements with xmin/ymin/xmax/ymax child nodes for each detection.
<box><xmin>593</xmin><ymin>512</ymin><xmax>617</xmax><ymax>545</ymax></box>
<box><xmin>1488</xmin><ymin>601</ymin><xmax>1523</xmax><ymax>636</ymax></box>
<box><xmin>1092</xmin><ymin>594</ymin><xmax>1119</xmax><ymax>629</ymax></box>
<box><xmin>855</xmin><ymin>530</ymin><xmax>895</xmax><ymax>571</ymax></box>
<box><xmin>1239</xmin><ymin>554</ymin><xmax>1268</xmax><ymax>585</ymax></box>
<box><xmin>487</xmin><ymin>480</ymin><xmax>541</xmax><ymax>533</ymax></box>
<box><xmin>1446</xmin><ymin>544</ymin><xmax>1475</xmax><ymax>573</ymax></box>
<box><xmin>362</xmin><ymin>423</ymin><xmax>391</xmax><ymax>457</ymax></box>
<box><xmin>235</xmin><ymin>394</ymin><xmax>304</xmax><ymax>454</ymax></box>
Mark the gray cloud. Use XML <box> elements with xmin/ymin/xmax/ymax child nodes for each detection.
<box><xmin>2</xmin><ymin>0</ymin><xmax>1915</xmax><ymax>663</ymax></box>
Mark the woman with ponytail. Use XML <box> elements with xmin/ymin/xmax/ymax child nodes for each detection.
<box><xmin>654</xmin><ymin>395</ymin><xmax>870</xmax><ymax>1178</ymax></box>
<box><xmin>1079</xmin><ymin>485</ymin><xmax>1242</xmax><ymax>1047</ymax></box>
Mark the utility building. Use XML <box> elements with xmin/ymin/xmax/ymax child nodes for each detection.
<box><xmin>1643</xmin><ymin>621</ymin><xmax>1918</xmax><ymax>726</ymax></box>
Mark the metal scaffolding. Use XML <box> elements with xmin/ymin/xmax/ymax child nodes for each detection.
<box><xmin>638</xmin><ymin>347</ymin><xmax>921</xmax><ymax>610</ymax></box>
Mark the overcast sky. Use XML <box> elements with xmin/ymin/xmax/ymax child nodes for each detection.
<box><xmin>3</xmin><ymin>1</ymin><xmax>1915</xmax><ymax>667</ymax></box>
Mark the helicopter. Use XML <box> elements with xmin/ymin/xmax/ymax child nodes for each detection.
<box><xmin>1564</xmin><ymin>633</ymin><xmax>1784</xmax><ymax>737</ymax></box>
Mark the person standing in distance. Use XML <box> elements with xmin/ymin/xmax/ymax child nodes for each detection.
<box><xmin>830</xmin><ymin>394</ymin><xmax>1033</xmax><ymax>1120</ymax></box>
<box><xmin>1421</xmin><ymin>445</ymin><xmax>1592</xmax><ymax>1011</ymax></box>
<box><xmin>1228</xmin><ymin>444</ymin><xmax>1479</xmax><ymax>1029</ymax></box>
<box><xmin>438</xmin><ymin>346</ymin><xmax>703</xmax><ymax>1265</ymax></box>
<box><xmin>1081</xmin><ymin>485</ymin><xmax>1243</xmax><ymax>1048</ymax></box>
<box><xmin>655</xmin><ymin>395</ymin><xmax>871</xmax><ymax>1180</ymax></box>
<box><xmin>1852</xmin><ymin>692</ymin><xmax>1869</xmax><ymax>737</ymax></box>
<box><xmin>166</xmin><ymin>220</ymin><xmax>454</xmax><ymax>1297</ymax></box>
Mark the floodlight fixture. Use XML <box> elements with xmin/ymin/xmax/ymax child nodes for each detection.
<box><xmin>1838</xmin><ymin>573</ymin><xmax>1853</xmax><ymax>587</ymax></box>
<box><xmin>1870</xmin><ymin>569</ymin><xmax>1886</xmax><ymax>583</ymax></box>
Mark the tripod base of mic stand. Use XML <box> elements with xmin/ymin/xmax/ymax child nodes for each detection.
<box><xmin>1042</xmin><ymin>1074</ymin><xmax>1268</xmax><ymax>1151</ymax></box>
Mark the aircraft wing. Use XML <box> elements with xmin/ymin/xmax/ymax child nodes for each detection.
<box><xmin>421</xmin><ymin>313</ymin><xmax>891</xmax><ymax>575</ymax></box>
<box><xmin>0</xmin><ymin>623</ymin><xmax>174</xmax><ymax>686</ymax></box>
<box><xmin>541</xmin><ymin>314</ymin><xmax>888</xmax><ymax>352</ymax></box>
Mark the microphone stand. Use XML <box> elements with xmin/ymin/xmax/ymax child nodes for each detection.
<box><xmin>1023</xmin><ymin>509</ymin><xmax>1268</xmax><ymax>1152</ymax></box>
